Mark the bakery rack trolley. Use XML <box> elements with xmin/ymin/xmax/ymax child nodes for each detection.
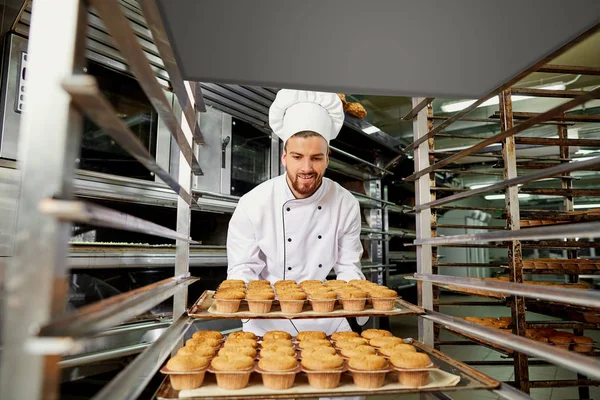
<box><xmin>401</xmin><ymin>23</ymin><xmax>600</xmax><ymax>398</ymax></box>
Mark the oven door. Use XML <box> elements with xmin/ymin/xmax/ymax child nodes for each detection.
<box><xmin>0</xmin><ymin>33</ymin><xmax>170</xmax><ymax>183</ymax></box>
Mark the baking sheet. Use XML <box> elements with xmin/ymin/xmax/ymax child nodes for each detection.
<box><xmin>188</xmin><ymin>291</ymin><xmax>423</xmax><ymax>319</ymax></box>
<box><xmin>156</xmin><ymin>340</ymin><xmax>499</xmax><ymax>399</ymax></box>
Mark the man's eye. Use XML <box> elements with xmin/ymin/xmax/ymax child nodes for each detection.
<box><xmin>293</xmin><ymin>155</ymin><xmax>301</xmax><ymax>160</ymax></box>
<box><xmin>312</xmin><ymin>157</ymin><xmax>323</xmax><ymax>162</ymax></box>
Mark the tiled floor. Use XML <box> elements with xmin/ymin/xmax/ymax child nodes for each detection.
<box><xmin>386</xmin><ymin>294</ymin><xmax>598</xmax><ymax>400</ymax></box>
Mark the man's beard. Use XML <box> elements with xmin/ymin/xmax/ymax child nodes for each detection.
<box><xmin>287</xmin><ymin>170</ymin><xmax>323</xmax><ymax>197</ymax></box>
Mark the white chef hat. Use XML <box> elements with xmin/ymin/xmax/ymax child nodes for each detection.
<box><xmin>269</xmin><ymin>89</ymin><xmax>344</xmax><ymax>144</ymax></box>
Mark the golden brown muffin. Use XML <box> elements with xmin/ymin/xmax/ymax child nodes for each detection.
<box><xmin>167</xmin><ymin>355</ymin><xmax>210</xmax><ymax>371</ymax></box>
<box><xmin>274</xmin><ymin>280</ymin><xmax>297</xmax><ymax>287</ymax></box>
<box><xmin>263</xmin><ymin>330</ymin><xmax>292</xmax><ymax>341</ymax></box>
<box><xmin>277</xmin><ymin>291</ymin><xmax>307</xmax><ymax>300</ymax></box>
<box><xmin>186</xmin><ymin>338</ymin><xmax>221</xmax><ymax>348</ymax></box>
<box><xmin>192</xmin><ymin>330</ymin><xmax>223</xmax><ymax>341</ymax></box>
<box><xmin>301</xmin><ymin>346</ymin><xmax>337</xmax><ymax>358</ymax></box>
<box><xmin>298</xmin><ymin>339</ymin><xmax>332</xmax><ymax>349</ymax></box>
<box><xmin>378</xmin><ymin>344</ymin><xmax>417</xmax><ymax>357</ymax></box>
<box><xmin>300</xmin><ymin>280</ymin><xmax>323</xmax><ymax>286</ymax></box>
<box><xmin>260</xmin><ymin>346</ymin><xmax>297</xmax><ymax>358</ymax></box>
<box><xmin>335</xmin><ymin>337</ymin><xmax>369</xmax><ymax>348</ymax></box>
<box><xmin>247</xmin><ymin>280</ymin><xmax>271</xmax><ymax>287</ymax></box>
<box><xmin>348</xmin><ymin>354</ymin><xmax>389</xmax><ymax>371</ymax></box>
<box><xmin>574</xmin><ymin>336</ymin><xmax>594</xmax><ymax>344</ymax></box>
<box><xmin>309</xmin><ymin>290</ymin><xmax>338</xmax><ymax>299</ymax></box>
<box><xmin>370</xmin><ymin>289</ymin><xmax>398</xmax><ymax>298</ymax></box>
<box><xmin>214</xmin><ymin>290</ymin><xmax>246</xmax><ymax>299</ymax></box>
<box><xmin>535</xmin><ymin>328</ymin><xmax>558</xmax><ymax>337</ymax></box>
<box><xmin>324</xmin><ymin>280</ymin><xmax>347</xmax><ymax>287</ymax></box>
<box><xmin>228</xmin><ymin>331</ymin><xmax>257</xmax><ymax>340</ymax></box>
<box><xmin>177</xmin><ymin>346</ymin><xmax>215</xmax><ymax>358</ymax></box>
<box><xmin>464</xmin><ymin>317</ymin><xmax>482</xmax><ymax>323</ymax></box>
<box><xmin>390</xmin><ymin>352</ymin><xmax>432</xmax><ymax>369</ymax></box>
<box><xmin>211</xmin><ymin>355</ymin><xmax>254</xmax><ymax>371</ymax></box>
<box><xmin>261</xmin><ymin>339</ymin><xmax>294</xmax><ymax>348</ymax></box>
<box><xmin>369</xmin><ymin>336</ymin><xmax>404</xmax><ymax>348</ymax></box>
<box><xmin>301</xmin><ymin>354</ymin><xmax>344</xmax><ymax>371</ymax></box>
<box><xmin>573</xmin><ymin>336</ymin><xmax>594</xmax><ymax>352</ymax></box>
<box><xmin>217</xmin><ymin>346</ymin><xmax>257</xmax><ymax>358</ymax></box>
<box><xmin>361</xmin><ymin>329</ymin><xmax>393</xmax><ymax>340</ymax></box>
<box><xmin>549</xmin><ymin>336</ymin><xmax>571</xmax><ymax>348</ymax></box>
<box><xmin>331</xmin><ymin>331</ymin><xmax>360</xmax><ymax>341</ymax></box>
<box><xmin>297</xmin><ymin>331</ymin><xmax>327</xmax><ymax>341</ymax></box>
<box><xmin>224</xmin><ymin>338</ymin><xmax>258</xmax><ymax>348</ymax></box>
<box><xmin>246</xmin><ymin>291</ymin><xmax>275</xmax><ymax>300</ymax></box>
<box><xmin>337</xmin><ymin>93</ymin><xmax>347</xmax><ymax>106</ymax></box>
<box><xmin>258</xmin><ymin>355</ymin><xmax>298</xmax><ymax>372</ymax></box>
<box><xmin>345</xmin><ymin>102</ymin><xmax>367</xmax><ymax>119</ymax></box>
<box><xmin>553</xmin><ymin>331</ymin><xmax>575</xmax><ymax>339</ymax></box>
<box><xmin>339</xmin><ymin>290</ymin><xmax>367</xmax><ymax>299</ymax></box>
<box><xmin>340</xmin><ymin>345</ymin><xmax>377</xmax><ymax>358</ymax></box>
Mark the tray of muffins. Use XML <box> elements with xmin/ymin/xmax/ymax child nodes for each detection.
<box><xmin>188</xmin><ymin>279</ymin><xmax>424</xmax><ymax>319</ymax></box>
<box><xmin>156</xmin><ymin>329</ymin><xmax>499</xmax><ymax>399</ymax></box>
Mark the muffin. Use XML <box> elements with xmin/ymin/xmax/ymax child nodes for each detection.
<box><xmin>339</xmin><ymin>290</ymin><xmax>367</xmax><ymax>311</ymax></box>
<box><xmin>378</xmin><ymin>343</ymin><xmax>417</xmax><ymax>358</ymax></box>
<box><xmin>573</xmin><ymin>336</ymin><xmax>594</xmax><ymax>353</ymax></box>
<box><xmin>165</xmin><ymin>355</ymin><xmax>210</xmax><ymax>390</ymax></box>
<box><xmin>324</xmin><ymin>280</ymin><xmax>348</xmax><ymax>287</ymax></box>
<box><xmin>263</xmin><ymin>330</ymin><xmax>292</xmax><ymax>341</ymax></box>
<box><xmin>369</xmin><ymin>289</ymin><xmax>398</xmax><ymax>310</ymax></box>
<box><xmin>335</xmin><ymin>337</ymin><xmax>369</xmax><ymax>349</ymax></box>
<box><xmin>309</xmin><ymin>289</ymin><xmax>338</xmax><ymax>312</ymax></box>
<box><xmin>301</xmin><ymin>345</ymin><xmax>337</xmax><ymax>358</ymax></box>
<box><xmin>553</xmin><ymin>331</ymin><xmax>575</xmax><ymax>339</ymax></box>
<box><xmin>218</xmin><ymin>346</ymin><xmax>257</xmax><ymax>358</ymax></box>
<box><xmin>361</xmin><ymin>329</ymin><xmax>393</xmax><ymax>340</ymax></box>
<box><xmin>214</xmin><ymin>290</ymin><xmax>245</xmax><ymax>313</ymax></box>
<box><xmin>277</xmin><ymin>291</ymin><xmax>307</xmax><ymax>313</ymax></box>
<box><xmin>228</xmin><ymin>331</ymin><xmax>257</xmax><ymax>341</ymax></box>
<box><xmin>300</xmin><ymin>279</ymin><xmax>323</xmax><ymax>287</ymax></box>
<box><xmin>301</xmin><ymin>354</ymin><xmax>345</xmax><ymax>389</ymax></box>
<box><xmin>261</xmin><ymin>339</ymin><xmax>294</xmax><ymax>348</ymax></box>
<box><xmin>186</xmin><ymin>337</ymin><xmax>221</xmax><ymax>349</ymax></box>
<box><xmin>549</xmin><ymin>335</ymin><xmax>572</xmax><ymax>349</ymax></box>
<box><xmin>192</xmin><ymin>330</ymin><xmax>224</xmax><ymax>341</ymax></box>
<box><xmin>340</xmin><ymin>345</ymin><xmax>377</xmax><ymax>358</ymax></box>
<box><xmin>258</xmin><ymin>355</ymin><xmax>299</xmax><ymax>389</ymax></box>
<box><xmin>297</xmin><ymin>331</ymin><xmax>327</xmax><ymax>341</ymax></box>
<box><xmin>298</xmin><ymin>339</ymin><xmax>333</xmax><ymax>349</ymax></box>
<box><xmin>224</xmin><ymin>338</ymin><xmax>258</xmax><ymax>348</ymax></box>
<box><xmin>178</xmin><ymin>345</ymin><xmax>218</xmax><ymax>358</ymax></box>
<box><xmin>535</xmin><ymin>328</ymin><xmax>558</xmax><ymax>337</ymax></box>
<box><xmin>331</xmin><ymin>331</ymin><xmax>360</xmax><ymax>341</ymax></box>
<box><xmin>370</xmin><ymin>336</ymin><xmax>404</xmax><ymax>348</ymax></box>
<box><xmin>247</xmin><ymin>280</ymin><xmax>271</xmax><ymax>288</ymax></box>
<box><xmin>210</xmin><ymin>355</ymin><xmax>255</xmax><ymax>390</ymax></box>
<box><xmin>260</xmin><ymin>346</ymin><xmax>297</xmax><ymax>358</ymax></box>
<box><xmin>220</xmin><ymin>279</ymin><xmax>246</xmax><ymax>287</ymax></box>
<box><xmin>348</xmin><ymin>354</ymin><xmax>390</xmax><ymax>388</ymax></box>
<box><xmin>246</xmin><ymin>291</ymin><xmax>275</xmax><ymax>313</ymax></box>
<box><xmin>390</xmin><ymin>352</ymin><xmax>433</xmax><ymax>387</ymax></box>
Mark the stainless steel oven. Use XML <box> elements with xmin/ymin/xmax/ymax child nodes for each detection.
<box><xmin>0</xmin><ymin>33</ymin><xmax>170</xmax><ymax>182</ymax></box>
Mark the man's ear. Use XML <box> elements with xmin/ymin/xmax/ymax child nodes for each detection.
<box><xmin>281</xmin><ymin>150</ymin><xmax>287</xmax><ymax>168</ymax></box>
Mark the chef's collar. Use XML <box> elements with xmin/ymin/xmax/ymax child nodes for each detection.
<box><xmin>282</xmin><ymin>174</ymin><xmax>326</xmax><ymax>203</ymax></box>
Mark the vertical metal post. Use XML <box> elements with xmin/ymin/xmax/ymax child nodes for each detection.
<box><xmin>499</xmin><ymin>89</ymin><xmax>530</xmax><ymax>394</ymax></box>
<box><xmin>173</xmin><ymin>82</ymin><xmax>194</xmax><ymax>322</ymax></box>
<box><xmin>427</xmin><ymin>103</ymin><xmax>441</xmax><ymax>349</ymax></box>
<box><xmin>366</xmin><ymin>177</ymin><xmax>383</xmax><ymax>330</ymax></box>
<box><xmin>413</xmin><ymin>97</ymin><xmax>434</xmax><ymax>346</ymax></box>
<box><xmin>271</xmin><ymin>134</ymin><xmax>281</xmax><ymax>178</ymax></box>
<box><xmin>0</xmin><ymin>1</ymin><xmax>87</xmax><ymax>399</ymax></box>
<box><xmin>383</xmin><ymin>185</ymin><xmax>390</xmax><ymax>286</ymax></box>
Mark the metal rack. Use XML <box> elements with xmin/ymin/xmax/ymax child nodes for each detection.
<box><xmin>405</xmin><ymin>23</ymin><xmax>600</xmax><ymax>398</ymax></box>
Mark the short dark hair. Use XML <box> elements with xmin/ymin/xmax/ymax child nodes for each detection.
<box><xmin>284</xmin><ymin>131</ymin><xmax>326</xmax><ymax>151</ymax></box>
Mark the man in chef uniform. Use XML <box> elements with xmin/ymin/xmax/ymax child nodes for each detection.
<box><xmin>226</xmin><ymin>89</ymin><xmax>366</xmax><ymax>336</ymax></box>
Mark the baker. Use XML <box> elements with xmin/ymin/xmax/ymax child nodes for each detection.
<box><xmin>226</xmin><ymin>89</ymin><xmax>365</xmax><ymax>335</ymax></box>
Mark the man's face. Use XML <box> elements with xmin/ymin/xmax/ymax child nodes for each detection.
<box><xmin>282</xmin><ymin>134</ymin><xmax>329</xmax><ymax>199</ymax></box>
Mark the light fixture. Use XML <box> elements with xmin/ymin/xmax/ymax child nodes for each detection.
<box><xmin>573</xmin><ymin>203</ymin><xmax>600</xmax><ymax>209</ymax></box>
<box><xmin>469</xmin><ymin>184</ymin><xmax>492</xmax><ymax>190</ymax></box>
<box><xmin>441</xmin><ymin>83</ymin><xmax>566</xmax><ymax>113</ymax></box>
<box><xmin>484</xmin><ymin>194</ymin><xmax>531</xmax><ymax>200</ymax></box>
<box><xmin>361</xmin><ymin>125</ymin><xmax>380</xmax><ymax>135</ymax></box>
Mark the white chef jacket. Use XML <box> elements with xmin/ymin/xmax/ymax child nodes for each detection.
<box><xmin>227</xmin><ymin>173</ymin><xmax>365</xmax><ymax>335</ymax></box>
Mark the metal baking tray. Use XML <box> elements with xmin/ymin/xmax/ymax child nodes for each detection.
<box><xmin>156</xmin><ymin>339</ymin><xmax>499</xmax><ymax>399</ymax></box>
<box><xmin>188</xmin><ymin>290</ymin><xmax>424</xmax><ymax>319</ymax></box>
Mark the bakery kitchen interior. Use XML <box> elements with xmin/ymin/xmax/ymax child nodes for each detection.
<box><xmin>1</xmin><ymin>1</ymin><xmax>600</xmax><ymax>400</ymax></box>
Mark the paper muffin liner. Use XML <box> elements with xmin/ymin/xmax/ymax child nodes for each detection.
<box><xmin>160</xmin><ymin>366</ymin><xmax>208</xmax><ymax>390</ymax></box>
<box><xmin>208</xmin><ymin>366</ymin><xmax>254</xmax><ymax>390</ymax></box>
<box><xmin>300</xmin><ymin>365</ymin><xmax>346</xmax><ymax>389</ymax></box>
<box><xmin>279</xmin><ymin>300</ymin><xmax>305</xmax><ymax>313</ymax></box>
<box><xmin>347</xmin><ymin>366</ymin><xmax>392</xmax><ymax>389</ymax></box>
<box><xmin>371</xmin><ymin>297</ymin><xmax>397</xmax><ymax>311</ymax></box>
<box><xmin>308</xmin><ymin>298</ymin><xmax>336</xmax><ymax>312</ymax></box>
<box><xmin>397</xmin><ymin>370</ymin><xmax>430</xmax><ymax>387</ymax></box>
<box><xmin>255</xmin><ymin>365</ymin><xmax>301</xmax><ymax>390</ymax></box>
<box><xmin>339</xmin><ymin>297</ymin><xmax>367</xmax><ymax>311</ymax></box>
<box><xmin>247</xmin><ymin>299</ymin><xmax>273</xmax><ymax>314</ymax></box>
<box><xmin>214</xmin><ymin>298</ymin><xmax>242</xmax><ymax>313</ymax></box>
